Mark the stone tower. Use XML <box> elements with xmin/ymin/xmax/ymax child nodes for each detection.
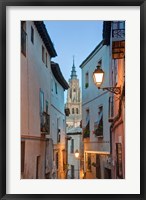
<box><xmin>65</xmin><ymin>57</ymin><xmax>82</xmax><ymax>130</ymax></box>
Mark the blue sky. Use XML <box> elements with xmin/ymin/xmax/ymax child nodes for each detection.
<box><xmin>44</xmin><ymin>21</ymin><xmax>103</xmax><ymax>100</ymax></box>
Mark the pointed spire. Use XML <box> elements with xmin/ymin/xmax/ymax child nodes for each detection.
<box><xmin>70</xmin><ymin>56</ymin><xmax>77</xmax><ymax>79</ymax></box>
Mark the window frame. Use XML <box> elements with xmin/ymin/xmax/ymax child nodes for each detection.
<box><xmin>31</xmin><ymin>26</ymin><xmax>34</xmax><ymax>44</ymax></box>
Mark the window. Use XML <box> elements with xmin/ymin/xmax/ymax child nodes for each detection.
<box><xmin>72</xmin><ymin>108</ymin><xmax>74</xmax><ymax>114</ymax></box>
<box><xmin>108</xmin><ymin>96</ymin><xmax>114</xmax><ymax>118</ymax></box>
<box><xmin>96</xmin><ymin>106</ymin><xmax>103</xmax><ymax>137</ymax></box>
<box><xmin>70</xmin><ymin>139</ymin><xmax>74</xmax><ymax>153</ymax></box>
<box><xmin>21</xmin><ymin>141</ymin><xmax>25</xmax><ymax>173</ymax></box>
<box><xmin>63</xmin><ymin>119</ymin><xmax>65</xmax><ymax>132</ymax></box>
<box><xmin>94</xmin><ymin>106</ymin><xmax>103</xmax><ymax>137</ymax></box>
<box><xmin>42</xmin><ymin>46</ymin><xmax>45</xmax><ymax>63</ymax></box>
<box><xmin>96</xmin><ymin>154</ymin><xmax>101</xmax><ymax>179</ymax></box>
<box><xmin>40</xmin><ymin>90</ymin><xmax>44</xmax><ymax>130</ymax></box>
<box><xmin>45</xmin><ymin>52</ymin><xmax>48</xmax><ymax>67</ymax></box>
<box><xmin>87</xmin><ymin>153</ymin><xmax>91</xmax><ymax>171</ymax></box>
<box><xmin>56</xmin><ymin>152</ymin><xmax>59</xmax><ymax>169</ymax></box>
<box><xmin>40</xmin><ymin>90</ymin><xmax>44</xmax><ymax>114</ymax></box>
<box><xmin>51</xmin><ymin>79</ymin><xmax>53</xmax><ymax>92</ymax></box>
<box><xmin>36</xmin><ymin>155</ymin><xmax>40</xmax><ymax>179</ymax></box>
<box><xmin>57</xmin><ymin>129</ymin><xmax>61</xmax><ymax>143</ymax></box>
<box><xmin>46</xmin><ymin>100</ymin><xmax>48</xmax><ymax>113</ymax></box>
<box><xmin>71</xmin><ymin>165</ymin><xmax>74</xmax><ymax>179</ymax></box>
<box><xmin>114</xmin><ymin>60</ymin><xmax>118</xmax><ymax>85</ymax></box>
<box><xmin>83</xmin><ymin>109</ymin><xmax>90</xmax><ymax>138</ymax></box>
<box><xmin>57</xmin><ymin>118</ymin><xmax>60</xmax><ymax>143</ymax></box>
<box><xmin>21</xmin><ymin>21</ymin><xmax>27</xmax><ymax>56</ymax></box>
<box><xmin>85</xmin><ymin>72</ymin><xmax>89</xmax><ymax>88</ymax></box>
<box><xmin>76</xmin><ymin>108</ymin><xmax>78</xmax><ymax>114</ymax></box>
<box><xmin>55</xmin><ymin>82</ymin><xmax>58</xmax><ymax>94</ymax></box>
<box><xmin>31</xmin><ymin>26</ymin><xmax>34</xmax><ymax>44</ymax></box>
<box><xmin>86</xmin><ymin>109</ymin><xmax>90</xmax><ymax>123</ymax></box>
<box><xmin>70</xmin><ymin>90</ymin><xmax>72</xmax><ymax>99</ymax></box>
<box><xmin>113</xmin><ymin>21</ymin><xmax>125</xmax><ymax>30</ymax></box>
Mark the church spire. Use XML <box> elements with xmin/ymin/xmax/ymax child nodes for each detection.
<box><xmin>70</xmin><ymin>56</ymin><xmax>77</xmax><ymax>79</ymax></box>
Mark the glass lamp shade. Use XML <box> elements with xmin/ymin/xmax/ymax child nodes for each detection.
<box><xmin>75</xmin><ymin>149</ymin><xmax>79</xmax><ymax>158</ymax></box>
<box><xmin>93</xmin><ymin>66</ymin><xmax>104</xmax><ymax>88</ymax></box>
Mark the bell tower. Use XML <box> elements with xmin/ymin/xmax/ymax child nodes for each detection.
<box><xmin>66</xmin><ymin>57</ymin><xmax>82</xmax><ymax>130</ymax></box>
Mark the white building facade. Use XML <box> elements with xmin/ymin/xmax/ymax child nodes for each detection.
<box><xmin>80</xmin><ymin>41</ymin><xmax>111</xmax><ymax>179</ymax></box>
<box><xmin>50</xmin><ymin>61</ymin><xmax>69</xmax><ymax>179</ymax></box>
<box><xmin>103</xmin><ymin>21</ymin><xmax>125</xmax><ymax>179</ymax></box>
<box><xmin>67</xmin><ymin>127</ymin><xmax>82</xmax><ymax>179</ymax></box>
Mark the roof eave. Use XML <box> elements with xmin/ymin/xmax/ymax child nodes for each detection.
<box><xmin>34</xmin><ymin>21</ymin><xmax>57</xmax><ymax>58</ymax></box>
<box><xmin>51</xmin><ymin>62</ymin><xmax>69</xmax><ymax>90</ymax></box>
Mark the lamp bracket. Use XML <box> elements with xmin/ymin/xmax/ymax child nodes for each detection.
<box><xmin>101</xmin><ymin>87</ymin><xmax>121</xmax><ymax>95</ymax></box>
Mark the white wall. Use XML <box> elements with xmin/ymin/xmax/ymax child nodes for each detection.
<box><xmin>81</xmin><ymin>44</ymin><xmax>110</xmax><ymax>153</ymax></box>
<box><xmin>50</xmin><ymin>73</ymin><xmax>66</xmax><ymax>145</ymax></box>
<box><xmin>67</xmin><ymin>134</ymin><xmax>81</xmax><ymax>179</ymax></box>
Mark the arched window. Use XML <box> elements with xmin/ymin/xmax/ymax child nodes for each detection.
<box><xmin>72</xmin><ymin>108</ymin><xmax>74</xmax><ymax>114</ymax></box>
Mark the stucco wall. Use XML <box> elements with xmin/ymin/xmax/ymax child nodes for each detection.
<box><xmin>21</xmin><ymin>21</ymin><xmax>52</xmax><ymax>136</ymax></box>
<box><xmin>21</xmin><ymin>21</ymin><xmax>53</xmax><ymax>179</ymax></box>
<box><xmin>67</xmin><ymin>134</ymin><xmax>81</xmax><ymax>179</ymax></box>
<box><xmin>81</xmin><ymin>44</ymin><xmax>110</xmax><ymax>153</ymax></box>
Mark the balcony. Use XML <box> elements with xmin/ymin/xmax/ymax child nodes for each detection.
<box><xmin>112</xmin><ymin>21</ymin><xmax>125</xmax><ymax>42</ymax></box>
<box><xmin>40</xmin><ymin>112</ymin><xmax>50</xmax><ymax>134</ymax></box>
<box><xmin>112</xmin><ymin>29</ymin><xmax>125</xmax><ymax>41</ymax></box>
<box><xmin>83</xmin><ymin>121</ymin><xmax>90</xmax><ymax>139</ymax></box>
<box><xmin>94</xmin><ymin>117</ymin><xmax>103</xmax><ymax>137</ymax></box>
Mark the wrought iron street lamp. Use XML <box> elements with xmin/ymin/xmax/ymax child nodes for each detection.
<box><xmin>75</xmin><ymin>149</ymin><xmax>79</xmax><ymax>158</ymax></box>
<box><xmin>93</xmin><ymin>65</ymin><xmax>121</xmax><ymax>95</ymax></box>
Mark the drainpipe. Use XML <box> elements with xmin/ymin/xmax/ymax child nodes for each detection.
<box><xmin>109</xmin><ymin>83</ymin><xmax>124</xmax><ymax>179</ymax></box>
<box><xmin>110</xmin><ymin>82</ymin><xmax>125</xmax><ymax>155</ymax></box>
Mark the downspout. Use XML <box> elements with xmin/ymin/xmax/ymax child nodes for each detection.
<box><xmin>110</xmin><ymin>82</ymin><xmax>125</xmax><ymax>154</ymax></box>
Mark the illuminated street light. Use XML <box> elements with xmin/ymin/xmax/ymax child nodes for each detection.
<box><xmin>93</xmin><ymin>65</ymin><xmax>104</xmax><ymax>89</ymax></box>
<box><xmin>75</xmin><ymin>149</ymin><xmax>79</xmax><ymax>158</ymax></box>
<box><xmin>74</xmin><ymin>149</ymin><xmax>80</xmax><ymax>179</ymax></box>
<box><xmin>93</xmin><ymin>64</ymin><xmax>121</xmax><ymax>95</ymax></box>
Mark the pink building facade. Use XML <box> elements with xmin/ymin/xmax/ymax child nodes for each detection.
<box><xmin>103</xmin><ymin>21</ymin><xmax>125</xmax><ymax>178</ymax></box>
<box><xmin>21</xmin><ymin>21</ymin><xmax>68</xmax><ymax>179</ymax></box>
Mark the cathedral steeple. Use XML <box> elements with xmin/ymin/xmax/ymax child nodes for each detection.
<box><xmin>70</xmin><ymin>56</ymin><xmax>77</xmax><ymax>79</ymax></box>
